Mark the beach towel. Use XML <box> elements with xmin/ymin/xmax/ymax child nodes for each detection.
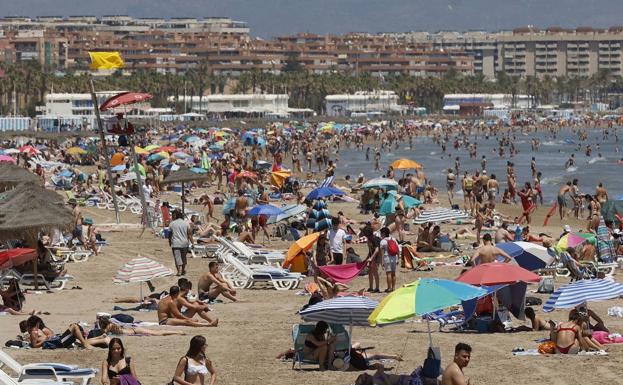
<box><xmin>592</xmin><ymin>331</ymin><xmax>623</xmax><ymax>345</ymax></box>
<box><xmin>319</xmin><ymin>262</ymin><xmax>368</xmax><ymax>284</ymax></box>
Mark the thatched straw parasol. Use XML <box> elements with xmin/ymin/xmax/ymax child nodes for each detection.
<box><xmin>0</xmin><ymin>164</ymin><xmax>41</xmax><ymax>191</ymax></box>
<box><xmin>161</xmin><ymin>167</ymin><xmax>210</xmax><ymax>215</ymax></box>
<box><xmin>0</xmin><ymin>182</ymin><xmax>73</xmax><ymax>289</ymax></box>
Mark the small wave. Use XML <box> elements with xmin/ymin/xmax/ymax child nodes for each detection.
<box><xmin>542</xmin><ymin>140</ymin><xmax>562</xmax><ymax>146</ymax></box>
<box><xmin>541</xmin><ymin>175</ymin><xmax>565</xmax><ymax>185</ymax></box>
<box><xmin>566</xmin><ymin>166</ymin><xmax>578</xmax><ymax>173</ymax></box>
<box><xmin>588</xmin><ymin>157</ymin><xmax>606</xmax><ymax>164</ymax></box>
<box><xmin>430</xmin><ymin>151</ymin><xmax>436</xmax><ymax>155</ymax></box>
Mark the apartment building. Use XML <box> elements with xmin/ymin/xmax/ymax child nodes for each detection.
<box><xmin>401</xmin><ymin>27</ymin><xmax>623</xmax><ymax>78</ymax></box>
<box><xmin>0</xmin><ymin>17</ymin><xmax>474</xmax><ymax>77</ymax></box>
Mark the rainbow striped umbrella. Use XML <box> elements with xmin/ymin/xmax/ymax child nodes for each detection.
<box><xmin>556</xmin><ymin>232</ymin><xmax>595</xmax><ymax>250</ymax></box>
<box><xmin>113</xmin><ymin>256</ymin><xmax>173</xmax><ymax>284</ymax></box>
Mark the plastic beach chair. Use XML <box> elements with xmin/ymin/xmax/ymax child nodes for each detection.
<box><xmin>0</xmin><ymin>349</ymin><xmax>97</xmax><ymax>385</ymax></box>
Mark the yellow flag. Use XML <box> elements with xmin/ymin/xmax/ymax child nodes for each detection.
<box><xmin>88</xmin><ymin>51</ymin><xmax>124</xmax><ymax>70</ymax></box>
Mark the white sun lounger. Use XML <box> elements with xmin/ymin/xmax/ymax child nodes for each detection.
<box><xmin>218</xmin><ymin>249</ymin><xmax>302</xmax><ymax>290</ymax></box>
<box><xmin>0</xmin><ymin>350</ymin><xmax>96</xmax><ymax>384</ymax></box>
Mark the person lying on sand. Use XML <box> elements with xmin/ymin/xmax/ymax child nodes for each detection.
<box><xmin>26</xmin><ymin>315</ymin><xmax>109</xmax><ymax>350</ymax></box>
<box><xmin>97</xmin><ymin>317</ymin><xmax>185</xmax><ymax>337</ymax></box>
<box><xmin>355</xmin><ymin>363</ymin><xmax>419</xmax><ymax>385</ymax></box>
<box><xmin>197</xmin><ymin>262</ymin><xmax>238</xmax><ymax>302</ymax></box>
<box><xmin>157</xmin><ymin>286</ymin><xmax>217</xmax><ymax>327</ymax></box>
<box><xmin>524</xmin><ymin>307</ymin><xmax>550</xmax><ymax>331</ymax></box>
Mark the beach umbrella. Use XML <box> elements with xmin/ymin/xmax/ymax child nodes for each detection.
<box><xmin>118</xmin><ymin>172</ymin><xmax>137</xmax><ymax>183</ymax></box>
<box><xmin>235</xmin><ymin>170</ymin><xmax>257</xmax><ymax>180</ymax></box>
<box><xmin>306</xmin><ymin>186</ymin><xmax>345</xmax><ymax>201</ymax></box>
<box><xmin>362</xmin><ymin>178</ymin><xmax>399</xmax><ymax>190</ymax></box>
<box><xmin>185</xmin><ymin>135</ymin><xmax>201</xmax><ymax>143</ymax></box>
<box><xmin>247</xmin><ymin>204</ymin><xmax>285</xmax><ymax>217</ymax></box>
<box><xmin>369</xmin><ymin>278</ymin><xmax>487</xmax><ymax>326</ymax></box>
<box><xmin>19</xmin><ymin>145</ymin><xmax>39</xmax><ymax>155</ymax></box>
<box><xmin>144</xmin><ymin>144</ymin><xmax>160</xmax><ymax>152</ymax></box>
<box><xmin>113</xmin><ymin>256</ymin><xmax>173</xmax><ymax>298</ymax></box>
<box><xmin>270</xmin><ymin>170</ymin><xmax>291</xmax><ymax>188</ymax></box>
<box><xmin>209</xmin><ymin>143</ymin><xmax>224</xmax><ymax>151</ymax></box>
<box><xmin>390</xmin><ymin>159</ymin><xmax>422</xmax><ymax>170</ymax></box>
<box><xmin>286</xmin><ymin>232</ymin><xmax>320</xmax><ymax>262</ymax></box>
<box><xmin>0</xmin><ymin>164</ymin><xmax>41</xmax><ymax>190</ymax></box>
<box><xmin>495</xmin><ymin>241</ymin><xmax>555</xmax><ymax>271</ymax></box>
<box><xmin>400</xmin><ymin>195</ymin><xmax>422</xmax><ymax>209</ymax></box>
<box><xmin>0</xmin><ymin>248</ymin><xmax>37</xmax><ymax>270</ymax></box>
<box><xmin>456</xmin><ymin>263</ymin><xmax>541</xmax><ymax>286</ymax></box>
<box><xmin>3</xmin><ymin>149</ymin><xmax>19</xmax><ymax>155</ymax></box>
<box><xmin>111</xmin><ymin>165</ymin><xmax>126</xmax><ymax>172</ymax></box>
<box><xmin>543</xmin><ymin>279</ymin><xmax>623</xmax><ymax>312</ymax></box>
<box><xmin>162</xmin><ymin>167</ymin><xmax>210</xmax><ymax>214</ymax></box>
<box><xmin>66</xmin><ymin>147</ymin><xmax>87</xmax><ymax>155</ymax></box>
<box><xmin>0</xmin><ymin>155</ymin><xmax>15</xmax><ymax>164</ymax></box>
<box><xmin>99</xmin><ymin>92</ymin><xmax>152</xmax><ymax>111</ymax></box>
<box><xmin>133</xmin><ymin>146</ymin><xmax>149</xmax><ymax>155</ymax></box>
<box><xmin>413</xmin><ymin>207</ymin><xmax>470</xmax><ymax>225</ymax></box>
<box><xmin>172</xmin><ymin>151</ymin><xmax>191</xmax><ymax>159</ymax></box>
<box><xmin>556</xmin><ymin>232</ymin><xmax>595</xmax><ymax>250</ymax></box>
<box><xmin>300</xmin><ymin>296</ymin><xmax>379</xmax><ymax>351</ymax></box>
<box><xmin>110</xmin><ymin>153</ymin><xmax>125</xmax><ymax>167</ymax></box>
<box><xmin>155</xmin><ymin>146</ymin><xmax>176</xmax><ymax>153</ymax></box>
<box><xmin>190</xmin><ymin>167</ymin><xmax>207</xmax><ymax>174</ymax></box>
<box><xmin>378</xmin><ymin>195</ymin><xmax>397</xmax><ymax>216</ymax></box>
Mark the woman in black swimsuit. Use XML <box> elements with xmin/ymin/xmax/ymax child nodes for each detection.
<box><xmin>101</xmin><ymin>338</ymin><xmax>138</xmax><ymax>385</ymax></box>
<box><xmin>303</xmin><ymin>321</ymin><xmax>336</xmax><ymax>371</ymax></box>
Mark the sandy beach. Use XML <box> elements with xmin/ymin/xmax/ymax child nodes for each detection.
<box><xmin>1</xmin><ymin>184</ymin><xmax>622</xmax><ymax>385</ymax></box>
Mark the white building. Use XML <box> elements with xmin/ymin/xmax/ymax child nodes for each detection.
<box><xmin>34</xmin><ymin>92</ymin><xmax>170</xmax><ymax>131</ymax></box>
<box><xmin>170</xmin><ymin>94</ymin><xmax>296</xmax><ymax>117</ymax></box>
<box><xmin>325</xmin><ymin>91</ymin><xmax>405</xmax><ymax>117</ymax></box>
<box><xmin>443</xmin><ymin>93</ymin><xmax>533</xmax><ymax>110</ymax></box>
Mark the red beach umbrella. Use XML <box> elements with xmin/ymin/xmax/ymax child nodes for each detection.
<box><xmin>0</xmin><ymin>248</ymin><xmax>37</xmax><ymax>270</ymax></box>
<box><xmin>456</xmin><ymin>262</ymin><xmax>541</xmax><ymax>286</ymax></box>
<box><xmin>100</xmin><ymin>92</ymin><xmax>153</xmax><ymax>111</ymax></box>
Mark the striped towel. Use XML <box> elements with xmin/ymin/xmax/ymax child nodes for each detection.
<box><xmin>352</xmin><ymin>236</ymin><xmax>368</xmax><ymax>244</ymax></box>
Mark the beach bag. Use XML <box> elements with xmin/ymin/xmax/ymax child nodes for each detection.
<box><xmin>387</xmin><ymin>238</ymin><xmax>399</xmax><ymax>256</ymax></box>
<box><xmin>538</xmin><ymin>341</ymin><xmax>556</xmax><ymax>354</ymax></box>
<box><xmin>421</xmin><ymin>346</ymin><xmax>441</xmax><ymax>379</ymax></box>
<box><xmin>112</xmin><ymin>314</ymin><xmax>135</xmax><ymax>324</ymax></box>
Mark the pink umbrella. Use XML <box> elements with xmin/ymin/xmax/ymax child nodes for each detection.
<box><xmin>18</xmin><ymin>145</ymin><xmax>39</xmax><ymax>155</ymax></box>
<box><xmin>0</xmin><ymin>155</ymin><xmax>15</xmax><ymax>164</ymax></box>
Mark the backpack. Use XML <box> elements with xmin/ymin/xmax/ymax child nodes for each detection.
<box><xmin>386</xmin><ymin>238</ymin><xmax>399</xmax><ymax>256</ymax></box>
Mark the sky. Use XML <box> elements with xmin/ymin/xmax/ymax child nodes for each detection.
<box><xmin>2</xmin><ymin>0</ymin><xmax>622</xmax><ymax>38</ymax></box>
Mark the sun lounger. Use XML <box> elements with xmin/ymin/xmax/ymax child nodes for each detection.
<box><xmin>0</xmin><ymin>350</ymin><xmax>97</xmax><ymax>385</ymax></box>
<box><xmin>231</xmin><ymin>241</ymin><xmax>285</xmax><ymax>266</ymax></box>
<box><xmin>0</xmin><ymin>269</ymin><xmax>74</xmax><ymax>291</ymax></box>
<box><xmin>218</xmin><ymin>249</ymin><xmax>302</xmax><ymax>290</ymax></box>
<box><xmin>423</xmin><ymin>309</ymin><xmax>466</xmax><ymax>331</ymax></box>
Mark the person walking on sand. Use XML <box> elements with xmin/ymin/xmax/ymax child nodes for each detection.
<box><xmin>442</xmin><ymin>343</ymin><xmax>472</xmax><ymax>385</ymax></box>
<box><xmin>169</xmin><ymin>209</ymin><xmax>193</xmax><ymax>276</ymax></box>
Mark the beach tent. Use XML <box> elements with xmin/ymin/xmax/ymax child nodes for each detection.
<box><xmin>283</xmin><ymin>233</ymin><xmax>319</xmax><ymax>273</ymax></box>
<box><xmin>110</xmin><ymin>153</ymin><xmax>125</xmax><ymax>166</ymax></box>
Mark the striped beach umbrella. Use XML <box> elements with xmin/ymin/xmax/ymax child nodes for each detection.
<box><xmin>300</xmin><ymin>296</ymin><xmax>378</xmax><ymax>326</ymax></box>
<box><xmin>413</xmin><ymin>207</ymin><xmax>470</xmax><ymax>224</ymax></box>
<box><xmin>496</xmin><ymin>241</ymin><xmax>555</xmax><ymax>271</ymax></box>
<box><xmin>543</xmin><ymin>279</ymin><xmax>623</xmax><ymax>312</ymax></box>
<box><xmin>113</xmin><ymin>256</ymin><xmax>173</xmax><ymax>284</ymax></box>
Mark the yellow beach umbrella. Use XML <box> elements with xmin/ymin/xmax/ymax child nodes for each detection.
<box><xmin>270</xmin><ymin>170</ymin><xmax>291</xmax><ymax>188</ymax></box>
<box><xmin>391</xmin><ymin>159</ymin><xmax>422</xmax><ymax>170</ymax></box>
<box><xmin>285</xmin><ymin>232</ymin><xmax>320</xmax><ymax>263</ymax></box>
<box><xmin>134</xmin><ymin>146</ymin><xmax>149</xmax><ymax>155</ymax></box>
<box><xmin>66</xmin><ymin>147</ymin><xmax>87</xmax><ymax>155</ymax></box>
<box><xmin>144</xmin><ymin>144</ymin><xmax>160</xmax><ymax>152</ymax></box>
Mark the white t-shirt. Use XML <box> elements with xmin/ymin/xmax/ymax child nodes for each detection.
<box><xmin>328</xmin><ymin>228</ymin><xmax>346</xmax><ymax>254</ymax></box>
<box><xmin>379</xmin><ymin>238</ymin><xmax>390</xmax><ymax>259</ymax></box>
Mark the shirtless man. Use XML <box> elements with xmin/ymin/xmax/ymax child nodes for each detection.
<box><xmin>595</xmin><ymin>182</ymin><xmax>608</xmax><ymax>205</ymax></box>
<box><xmin>176</xmin><ymin>279</ymin><xmax>218</xmax><ymax>326</ymax></box>
<box><xmin>468</xmin><ymin>233</ymin><xmax>512</xmax><ymax>265</ymax></box>
<box><xmin>234</xmin><ymin>190</ymin><xmax>248</xmax><ymax>223</ymax></box>
<box><xmin>557</xmin><ymin>182</ymin><xmax>572</xmax><ymax>220</ymax></box>
<box><xmin>446</xmin><ymin>168</ymin><xmax>456</xmax><ymax>204</ymax></box>
<box><xmin>197</xmin><ymin>262</ymin><xmax>238</xmax><ymax>302</ymax></box>
<box><xmin>494</xmin><ymin>223</ymin><xmax>514</xmax><ymax>243</ymax></box>
<box><xmin>157</xmin><ymin>286</ymin><xmax>216</xmax><ymax>327</ymax></box>
<box><xmin>441</xmin><ymin>343</ymin><xmax>472</xmax><ymax>385</ymax></box>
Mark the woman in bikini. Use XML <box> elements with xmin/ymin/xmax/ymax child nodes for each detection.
<box><xmin>97</xmin><ymin>317</ymin><xmax>185</xmax><ymax>337</ymax></box>
<box><xmin>303</xmin><ymin>321</ymin><xmax>336</xmax><ymax>371</ymax></box>
<box><xmin>101</xmin><ymin>338</ymin><xmax>138</xmax><ymax>385</ymax></box>
<box><xmin>172</xmin><ymin>335</ymin><xmax>217</xmax><ymax>385</ymax></box>
<box><xmin>554</xmin><ymin>312</ymin><xmax>603</xmax><ymax>354</ymax></box>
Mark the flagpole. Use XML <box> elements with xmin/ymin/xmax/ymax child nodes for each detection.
<box><xmin>88</xmin><ymin>75</ymin><xmax>121</xmax><ymax>223</ymax></box>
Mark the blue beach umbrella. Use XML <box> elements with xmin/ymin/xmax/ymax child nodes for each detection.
<box><xmin>495</xmin><ymin>241</ymin><xmax>555</xmax><ymax>271</ymax></box>
<box><xmin>247</xmin><ymin>204</ymin><xmax>285</xmax><ymax>217</ymax></box>
<box><xmin>543</xmin><ymin>279</ymin><xmax>623</xmax><ymax>312</ymax></box>
<box><xmin>185</xmin><ymin>135</ymin><xmax>201</xmax><ymax>143</ymax></box>
<box><xmin>306</xmin><ymin>186</ymin><xmax>345</xmax><ymax>201</ymax></box>
<box><xmin>190</xmin><ymin>167</ymin><xmax>207</xmax><ymax>174</ymax></box>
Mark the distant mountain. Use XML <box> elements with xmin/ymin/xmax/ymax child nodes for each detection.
<box><xmin>3</xmin><ymin>0</ymin><xmax>623</xmax><ymax>38</ymax></box>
